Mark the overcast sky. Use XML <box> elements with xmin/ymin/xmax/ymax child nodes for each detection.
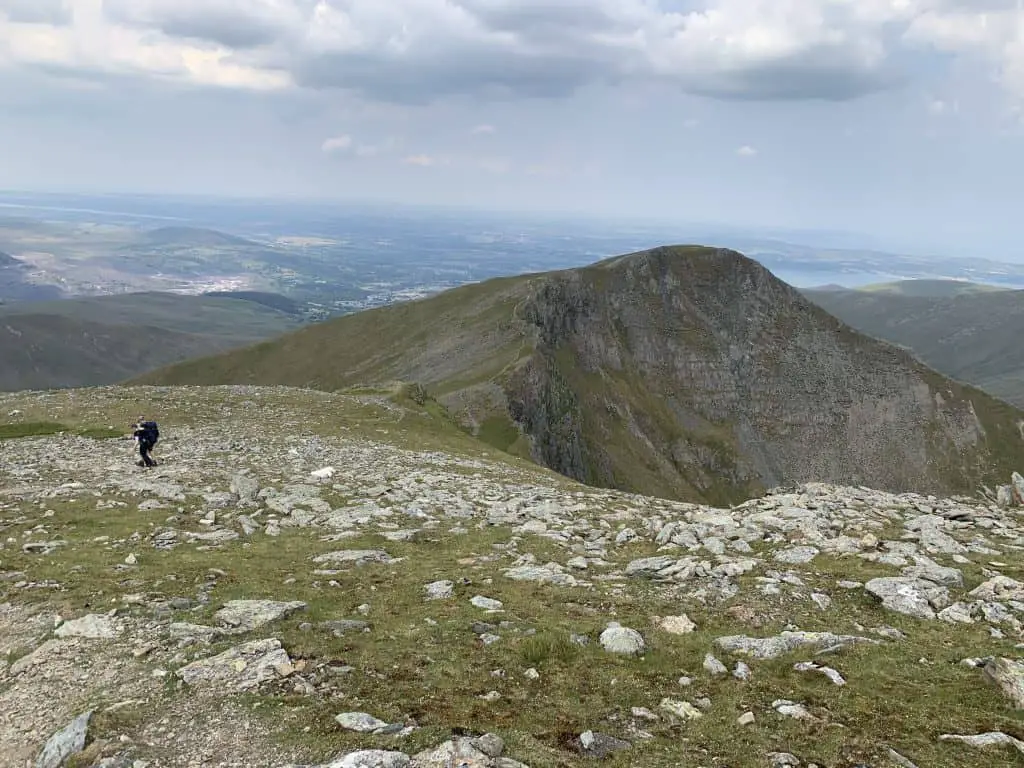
<box><xmin>1</xmin><ymin>1</ymin><xmax>1023</xmax><ymax>255</ymax></box>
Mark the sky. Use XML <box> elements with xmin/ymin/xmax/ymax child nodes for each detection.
<box><xmin>1</xmin><ymin>1</ymin><xmax>1023</xmax><ymax>256</ymax></box>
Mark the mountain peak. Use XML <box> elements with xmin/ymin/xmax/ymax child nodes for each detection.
<box><xmin>136</xmin><ymin>245</ymin><xmax>1024</xmax><ymax>505</ymax></box>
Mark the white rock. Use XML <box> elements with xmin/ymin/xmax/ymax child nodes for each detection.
<box><xmin>424</xmin><ymin>580</ymin><xmax>454</xmax><ymax>600</ymax></box>
<box><xmin>703</xmin><ymin>653</ymin><xmax>727</xmax><ymax>676</ymax></box>
<box><xmin>470</xmin><ymin>595</ymin><xmax>503</xmax><ymax>611</ymax></box>
<box><xmin>658</xmin><ymin>614</ymin><xmax>696</xmax><ymax>635</ymax></box>
<box><xmin>54</xmin><ymin>614</ymin><xmax>119</xmax><ymax>640</ymax></box>
<box><xmin>335</xmin><ymin>712</ymin><xmax>389</xmax><ymax>733</ymax></box>
<box><xmin>659</xmin><ymin>699</ymin><xmax>702</xmax><ymax>720</ymax></box>
<box><xmin>600</xmin><ymin>624</ymin><xmax>645</xmax><ymax>656</ymax></box>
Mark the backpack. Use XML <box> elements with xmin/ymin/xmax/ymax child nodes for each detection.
<box><xmin>140</xmin><ymin>421</ymin><xmax>159</xmax><ymax>443</ymax></box>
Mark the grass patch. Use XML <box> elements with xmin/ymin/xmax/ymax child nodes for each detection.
<box><xmin>0</xmin><ymin>421</ymin><xmax>123</xmax><ymax>440</ymax></box>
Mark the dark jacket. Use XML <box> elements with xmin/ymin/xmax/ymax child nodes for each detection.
<box><xmin>134</xmin><ymin>421</ymin><xmax>159</xmax><ymax>444</ymax></box>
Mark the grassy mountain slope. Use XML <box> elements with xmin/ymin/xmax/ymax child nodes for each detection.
<box><xmin>136</xmin><ymin>246</ymin><xmax>1024</xmax><ymax>504</ymax></box>
<box><xmin>0</xmin><ymin>292</ymin><xmax>302</xmax><ymax>337</ymax></box>
<box><xmin>0</xmin><ymin>292</ymin><xmax>302</xmax><ymax>391</ymax></box>
<box><xmin>803</xmin><ymin>286</ymin><xmax>1024</xmax><ymax>408</ymax></box>
<box><xmin>203</xmin><ymin>290</ymin><xmax>302</xmax><ymax>314</ymax></box>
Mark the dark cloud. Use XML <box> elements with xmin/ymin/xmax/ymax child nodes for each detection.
<box><xmin>3</xmin><ymin>0</ymin><xmax>72</xmax><ymax>25</ymax></box>
<box><xmin>290</xmin><ymin>39</ymin><xmax>627</xmax><ymax>104</ymax></box>
<box><xmin>102</xmin><ymin>0</ymin><xmax>302</xmax><ymax>49</ymax></box>
<box><xmin>681</xmin><ymin>54</ymin><xmax>903</xmax><ymax>103</ymax></box>
<box><xmin>15</xmin><ymin>1</ymin><xmax>974</xmax><ymax>104</ymax></box>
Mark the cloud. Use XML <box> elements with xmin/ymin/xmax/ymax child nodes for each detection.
<box><xmin>403</xmin><ymin>154</ymin><xmax>437</xmax><ymax>167</ymax></box>
<box><xmin>1</xmin><ymin>0</ymin><xmax>71</xmax><ymax>26</ymax></box>
<box><xmin>0</xmin><ymin>1</ymin><xmax>290</xmax><ymax>91</ymax></box>
<box><xmin>471</xmin><ymin>124</ymin><xmax>497</xmax><ymax>135</ymax></box>
<box><xmin>736</xmin><ymin>145</ymin><xmax>758</xmax><ymax>157</ymax></box>
<box><xmin>321</xmin><ymin>134</ymin><xmax>353</xmax><ymax>153</ymax></box>
<box><xmin>102</xmin><ymin>0</ymin><xmax>303</xmax><ymax>49</ymax></box>
<box><xmin>1</xmin><ymin>1</ymin><xmax>1023</xmax><ymax>105</ymax></box>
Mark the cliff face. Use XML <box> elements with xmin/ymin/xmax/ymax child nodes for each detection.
<box><xmin>137</xmin><ymin>245</ymin><xmax>1024</xmax><ymax>504</ymax></box>
<box><xmin>500</xmin><ymin>246</ymin><xmax>1014</xmax><ymax>503</ymax></box>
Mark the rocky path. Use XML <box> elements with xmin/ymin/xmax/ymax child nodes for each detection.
<box><xmin>1</xmin><ymin>386</ymin><xmax>1024</xmax><ymax>767</ymax></box>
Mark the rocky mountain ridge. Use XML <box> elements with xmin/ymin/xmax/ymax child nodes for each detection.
<box><xmin>136</xmin><ymin>246</ymin><xmax>1024</xmax><ymax>506</ymax></box>
<box><xmin>1</xmin><ymin>386</ymin><xmax>1024</xmax><ymax>767</ymax></box>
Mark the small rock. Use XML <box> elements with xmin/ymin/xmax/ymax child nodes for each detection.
<box><xmin>982</xmin><ymin>657</ymin><xmax>1024</xmax><ymax>708</ymax></box>
<box><xmin>578</xmin><ymin>731</ymin><xmax>631</xmax><ymax>759</ymax></box>
<box><xmin>214</xmin><ymin>600</ymin><xmax>307</xmax><ymax>632</ymax></box>
<box><xmin>886</xmin><ymin>747</ymin><xmax>921</xmax><ymax>768</ymax></box>
<box><xmin>660</xmin><ymin>698</ymin><xmax>703</xmax><ymax>720</ymax></box>
<box><xmin>424</xmin><ymin>580</ymin><xmax>454</xmax><ymax>600</ymax></box>
<box><xmin>470</xmin><ymin>595</ymin><xmax>504</xmax><ymax>611</ymax></box>
<box><xmin>54</xmin><ymin>614</ymin><xmax>119</xmax><ymax>640</ymax></box>
<box><xmin>863</xmin><ymin>577</ymin><xmax>949</xmax><ymax>620</ymax></box>
<box><xmin>774</xmin><ymin>546</ymin><xmax>819</xmax><ymax>564</ymax></box>
<box><xmin>938</xmin><ymin>732</ymin><xmax>1024</xmax><ymax>753</ymax></box>
<box><xmin>769</xmin><ymin>753</ymin><xmax>800</xmax><ymax>767</ymax></box>
<box><xmin>703</xmin><ymin>653</ymin><xmax>727</xmax><ymax>676</ymax></box>
<box><xmin>35</xmin><ymin>710</ymin><xmax>92</xmax><ymax>768</ymax></box>
<box><xmin>320</xmin><ymin>751</ymin><xmax>411</xmax><ymax>768</ymax></box>
<box><xmin>810</xmin><ymin>593</ymin><xmax>832</xmax><ymax>611</ymax></box>
<box><xmin>738</xmin><ymin>711</ymin><xmax>755</xmax><ymax>726</ymax></box>
<box><xmin>631</xmin><ymin>707</ymin><xmax>659</xmax><ymax>721</ymax></box>
<box><xmin>312</xmin><ymin>550</ymin><xmax>397</xmax><ymax>567</ymax></box>
<box><xmin>772</xmin><ymin>699</ymin><xmax>813</xmax><ymax>719</ymax></box>
<box><xmin>336</xmin><ymin>712</ymin><xmax>389</xmax><ymax>733</ymax></box>
<box><xmin>715</xmin><ymin>631</ymin><xmax>878</xmax><ymax>659</ymax></box>
<box><xmin>175</xmin><ymin>638</ymin><xmax>293</xmax><ymax>692</ymax></box>
<box><xmin>658</xmin><ymin>614</ymin><xmax>696</xmax><ymax>635</ymax></box>
<box><xmin>472</xmin><ymin>733</ymin><xmax>505</xmax><ymax>758</ymax></box>
<box><xmin>599</xmin><ymin>624</ymin><xmax>645</xmax><ymax>656</ymax></box>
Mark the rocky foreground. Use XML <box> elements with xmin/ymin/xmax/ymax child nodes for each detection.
<box><xmin>1</xmin><ymin>386</ymin><xmax>1024</xmax><ymax>768</ymax></box>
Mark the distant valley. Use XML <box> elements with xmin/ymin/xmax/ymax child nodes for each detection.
<box><xmin>0</xmin><ymin>292</ymin><xmax>301</xmax><ymax>392</ymax></box>
<box><xmin>5</xmin><ymin>191</ymin><xmax>1024</xmax><ymax>322</ymax></box>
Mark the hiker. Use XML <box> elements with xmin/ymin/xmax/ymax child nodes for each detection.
<box><xmin>132</xmin><ymin>417</ymin><xmax>159</xmax><ymax>468</ymax></box>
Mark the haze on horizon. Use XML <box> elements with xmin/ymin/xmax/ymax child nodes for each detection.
<box><xmin>1</xmin><ymin>1</ymin><xmax>1023</xmax><ymax>258</ymax></box>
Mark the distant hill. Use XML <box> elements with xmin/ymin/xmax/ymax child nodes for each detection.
<box><xmin>134</xmin><ymin>245</ymin><xmax>1024</xmax><ymax>505</ymax></box>
<box><xmin>139</xmin><ymin>226</ymin><xmax>256</xmax><ymax>248</ymax></box>
<box><xmin>803</xmin><ymin>284</ymin><xmax>1024</xmax><ymax>408</ymax></box>
<box><xmin>0</xmin><ymin>292</ymin><xmax>303</xmax><ymax>391</ymax></box>
<box><xmin>854</xmin><ymin>279</ymin><xmax>1011</xmax><ymax>298</ymax></box>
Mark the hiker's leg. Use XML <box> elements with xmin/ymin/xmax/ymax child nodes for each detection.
<box><xmin>140</xmin><ymin>440</ymin><xmax>155</xmax><ymax>467</ymax></box>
